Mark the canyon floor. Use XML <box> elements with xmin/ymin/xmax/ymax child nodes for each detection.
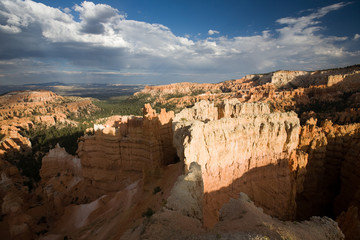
<box><xmin>1</xmin><ymin>65</ymin><xmax>360</xmax><ymax>239</ymax></box>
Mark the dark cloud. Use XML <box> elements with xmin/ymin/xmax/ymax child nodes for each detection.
<box><xmin>0</xmin><ymin>0</ymin><xmax>359</xmax><ymax>85</ymax></box>
<box><xmin>75</xmin><ymin>1</ymin><xmax>120</xmax><ymax>34</ymax></box>
<box><xmin>81</xmin><ymin>21</ymin><xmax>105</xmax><ymax>34</ymax></box>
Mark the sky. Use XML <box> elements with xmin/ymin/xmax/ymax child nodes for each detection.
<box><xmin>0</xmin><ymin>0</ymin><xmax>359</xmax><ymax>85</ymax></box>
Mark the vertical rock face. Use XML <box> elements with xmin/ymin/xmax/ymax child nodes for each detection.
<box><xmin>173</xmin><ymin>100</ymin><xmax>302</xmax><ymax>226</ymax></box>
<box><xmin>166</xmin><ymin>162</ymin><xmax>204</xmax><ymax>220</ymax></box>
<box><xmin>0</xmin><ymin>158</ymin><xmax>34</xmax><ymax>240</ymax></box>
<box><xmin>269</xmin><ymin>70</ymin><xmax>309</xmax><ymax>88</ymax></box>
<box><xmin>40</xmin><ymin>144</ymin><xmax>82</xmax><ymax>181</ymax></box>
<box><xmin>296</xmin><ymin>119</ymin><xmax>360</xmax><ymax>239</ymax></box>
<box><xmin>172</xmin><ymin>99</ymin><xmax>360</xmax><ymax>236</ymax></box>
<box><xmin>78</xmin><ymin>105</ymin><xmax>177</xmax><ymax>193</ymax></box>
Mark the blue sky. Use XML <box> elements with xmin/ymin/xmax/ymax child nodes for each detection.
<box><xmin>0</xmin><ymin>0</ymin><xmax>359</xmax><ymax>85</ymax></box>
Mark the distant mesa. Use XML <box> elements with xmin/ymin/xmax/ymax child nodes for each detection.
<box><xmin>23</xmin><ymin>82</ymin><xmax>68</xmax><ymax>87</ymax></box>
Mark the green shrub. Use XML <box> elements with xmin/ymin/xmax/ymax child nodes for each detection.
<box><xmin>17</xmin><ymin>123</ymin><xmax>88</xmax><ymax>183</ymax></box>
<box><xmin>92</xmin><ymin>94</ymin><xmax>153</xmax><ymax>118</ymax></box>
<box><xmin>142</xmin><ymin>208</ymin><xmax>154</xmax><ymax>218</ymax></box>
<box><xmin>153</xmin><ymin>186</ymin><xmax>162</xmax><ymax>194</ymax></box>
<box><xmin>164</xmin><ymin>93</ymin><xmax>186</xmax><ymax>100</ymax></box>
<box><xmin>190</xmin><ymin>89</ymin><xmax>206</xmax><ymax>96</ymax></box>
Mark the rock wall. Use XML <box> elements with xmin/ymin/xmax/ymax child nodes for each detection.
<box><xmin>0</xmin><ymin>158</ymin><xmax>35</xmax><ymax>240</ymax></box>
<box><xmin>173</xmin><ymin>99</ymin><xmax>302</xmax><ymax>226</ymax></box>
<box><xmin>123</xmin><ymin>175</ymin><xmax>344</xmax><ymax>240</ymax></box>
<box><xmin>136</xmin><ymin>65</ymin><xmax>360</xmax><ymax>126</ymax></box>
<box><xmin>172</xmin><ymin>99</ymin><xmax>360</xmax><ymax>236</ymax></box>
<box><xmin>78</xmin><ymin>104</ymin><xmax>177</xmax><ymax>193</ymax></box>
<box><xmin>135</xmin><ymin>82</ymin><xmax>221</xmax><ymax>97</ymax></box>
<box><xmin>296</xmin><ymin>118</ymin><xmax>360</xmax><ymax>239</ymax></box>
<box><xmin>40</xmin><ymin>144</ymin><xmax>82</xmax><ymax>181</ymax></box>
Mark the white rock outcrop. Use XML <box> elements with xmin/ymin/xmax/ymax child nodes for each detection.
<box><xmin>173</xmin><ymin>100</ymin><xmax>302</xmax><ymax>225</ymax></box>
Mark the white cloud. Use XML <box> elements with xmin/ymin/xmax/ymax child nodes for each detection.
<box><xmin>63</xmin><ymin>7</ymin><xmax>71</xmax><ymax>14</ymax></box>
<box><xmin>0</xmin><ymin>0</ymin><xmax>358</xmax><ymax>85</ymax></box>
<box><xmin>208</xmin><ymin>29</ymin><xmax>220</xmax><ymax>35</ymax></box>
<box><xmin>74</xmin><ymin>1</ymin><xmax>122</xmax><ymax>34</ymax></box>
<box><xmin>354</xmin><ymin>34</ymin><xmax>360</xmax><ymax>40</ymax></box>
<box><xmin>0</xmin><ymin>24</ymin><xmax>21</xmax><ymax>34</ymax></box>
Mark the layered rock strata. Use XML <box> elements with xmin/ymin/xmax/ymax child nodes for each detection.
<box><xmin>135</xmin><ymin>65</ymin><xmax>360</xmax><ymax>124</ymax></box>
<box><xmin>0</xmin><ymin>158</ymin><xmax>35</xmax><ymax>240</ymax></box>
<box><xmin>173</xmin><ymin>99</ymin><xmax>303</xmax><ymax>227</ymax></box>
<box><xmin>172</xmin><ymin>99</ymin><xmax>360</xmax><ymax>238</ymax></box>
<box><xmin>296</xmin><ymin>118</ymin><xmax>360</xmax><ymax>239</ymax></box>
<box><xmin>78</xmin><ymin>104</ymin><xmax>177</xmax><ymax>193</ymax></box>
<box><xmin>40</xmin><ymin>144</ymin><xmax>82</xmax><ymax>181</ymax></box>
<box><xmin>122</xmin><ymin>171</ymin><xmax>344</xmax><ymax>240</ymax></box>
<box><xmin>0</xmin><ymin>90</ymin><xmax>98</xmax><ymax>158</ymax></box>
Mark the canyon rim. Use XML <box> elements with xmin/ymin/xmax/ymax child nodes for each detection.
<box><xmin>0</xmin><ymin>65</ymin><xmax>360</xmax><ymax>239</ymax></box>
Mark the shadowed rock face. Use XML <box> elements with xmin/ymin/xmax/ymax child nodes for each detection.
<box><xmin>173</xmin><ymin>99</ymin><xmax>302</xmax><ymax>227</ymax></box>
<box><xmin>172</xmin><ymin>99</ymin><xmax>360</xmax><ymax>239</ymax></box>
<box><xmin>296</xmin><ymin>119</ymin><xmax>360</xmax><ymax>239</ymax></box>
<box><xmin>77</xmin><ymin>104</ymin><xmax>177</xmax><ymax>194</ymax></box>
<box><xmin>12</xmin><ymin>105</ymin><xmax>181</xmax><ymax>240</ymax></box>
<box><xmin>122</xmin><ymin>175</ymin><xmax>344</xmax><ymax>240</ymax></box>
<box><xmin>1</xmin><ymin>64</ymin><xmax>360</xmax><ymax>239</ymax></box>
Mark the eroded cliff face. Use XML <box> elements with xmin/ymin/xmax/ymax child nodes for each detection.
<box><xmin>173</xmin><ymin>99</ymin><xmax>303</xmax><ymax>227</ymax></box>
<box><xmin>0</xmin><ymin>90</ymin><xmax>101</xmax><ymax>239</ymax></box>
<box><xmin>123</xmin><ymin>170</ymin><xmax>344</xmax><ymax>240</ymax></box>
<box><xmin>171</xmin><ymin>99</ymin><xmax>360</xmax><ymax>239</ymax></box>
<box><xmin>296</xmin><ymin>119</ymin><xmax>360</xmax><ymax>239</ymax></box>
<box><xmin>9</xmin><ymin>105</ymin><xmax>182</xmax><ymax>239</ymax></box>
<box><xmin>2</xmin><ymin>65</ymin><xmax>359</xmax><ymax>239</ymax></box>
<box><xmin>77</xmin><ymin>104</ymin><xmax>177</xmax><ymax>195</ymax></box>
<box><xmin>136</xmin><ymin>65</ymin><xmax>360</xmax><ymax>125</ymax></box>
<box><xmin>40</xmin><ymin>144</ymin><xmax>82</xmax><ymax>180</ymax></box>
<box><xmin>0</xmin><ymin>158</ymin><xmax>34</xmax><ymax>240</ymax></box>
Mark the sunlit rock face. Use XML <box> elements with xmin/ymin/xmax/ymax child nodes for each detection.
<box><xmin>173</xmin><ymin>99</ymin><xmax>303</xmax><ymax>227</ymax></box>
<box><xmin>123</xmin><ymin>175</ymin><xmax>344</xmax><ymax>240</ymax></box>
<box><xmin>77</xmin><ymin>104</ymin><xmax>177</xmax><ymax>193</ymax></box>
<box><xmin>172</xmin><ymin>99</ymin><xmax>360</xmax><ymax>238</ymax></box>
<box><xmin>135</xmin><ymin>65</ymin><xmax>360</xmax><ymax>125</ymax></box>
<box><xmin>0</xmin><ymin>90</ymin><xmax>98</xmax><ymax>159</ymax></box>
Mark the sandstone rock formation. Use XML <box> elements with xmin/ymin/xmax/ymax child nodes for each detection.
<box><xmin>40</xmin><ymin>144</ymin><xmax>82</xmax><ymax>181</ymax></box>
<box><xmin>173</xmin><ymin>99</ymin><xmax>303</xmax><ymax>227</ymax></box>
<box><xmin>170</xmin><ymin>99</ymin><xmax>360</xmax><ymax>239</ymax></box>
<box><xmin>136</xmin><ymin>65</ymin><xmax>360</xmax><ymax>125</ymax></box>
<box><xmin>1</xmin><ymin>65</ymin><xmax>360</xmax><ymax>239</ymax></box>
<box><xmin>0</xmin><ymin>126</ymin><xmax>31</xmax><ymax>157</ymax></box>
<box><xmin>0</xmin><ymin>158</ymin><xmax>35</xmax><ymax>240</ymax></box>
<box><xmin>166</xmin><ymin>162</ymin><xmax>204</xmax><ymax>220</ymax></box>
<box><xmin>136</xmin><ymin>82</ymin><xmax>222</xmax><ymax>97</ymax></box>
<box><xmin>296</xmin><ymin>119</ymin><xmax>360</xmax><ymax>239</ymax></box>
<box><xmin>122</xmin><ymin>171</ymin><xmax>344</xmax><ymax>240</ymax></box>
<box><xmin>0</xmin><ymin>90</ymin><xmax>100</xmax><ymax>240</ymax></box>
<box><xmin>0</xmin><ymin>90</ymin><xmax>98</xmax><ymax>159</ymax></box>
<box><xmin>77</xmin><ymin>104</ymin><xmax>177</xmax><ymax>195</ymax></box>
